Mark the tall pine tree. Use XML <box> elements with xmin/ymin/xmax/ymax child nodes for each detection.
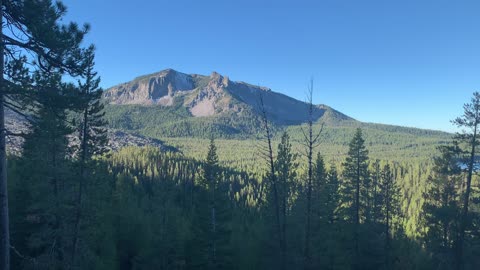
<box><xmin>422</xmin><ymin>143</ymin><xmax>463</xmax><ymax>269</ymax></box>
<box><xmin>12</xmin><ymin>69</ymin><xmax>76</xmax><ymax>269</ymax></box>
<box><xmin>191</xmin><ymin>138</ymin><xmax>232</xmax><ymax>269</ymax></box>
<box><xmin>0</xmin><ymin>1</ymin><xmax>89</xmax><ymax>268</ymax></box>
<box><xmin>70</xmin><ymin>46</ymin><xmax>108</xmax><ymax>268</ymax></box>
<box><xmin>452</xmin><ymin>92</ymin><xmax>480</xmax><ymax>270</ymax></box>
<box><xmin>341</xmin><ymin>128</ymin><xmax>369</xmax><ymax>269</ymax></box>
<box><xmin>379</xmin><ymin>164</ymin><xmax>402</xmax><ymax>269</ymax></box>
<box><xmin>275</xmin><ymin>132</ymin><xmax>297</xmax><ymax>269</ymax></box>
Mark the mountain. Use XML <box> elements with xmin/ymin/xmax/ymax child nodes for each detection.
<box><xmin>6</xmin><ymin>68</ymin><xmax>451</xmax><ymax>161</ymax></box>
<box><xmin>103</xmin><ymin>69</ymin><xmax>357</xmax><ymax>139</ymax></box>
<box><xmin>103</xmin><ymin>69</ymin><xmax>353</xmax><ymax>125</ymax></box>
<box><xmin>100</xmin><ymin>68</ymin><xmax>454</xmax><ymax>164</ymax></box>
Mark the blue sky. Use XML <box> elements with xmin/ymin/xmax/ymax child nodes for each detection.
<box><xmin>62</xmin><ymin>0</ymin><xmax>480</xmax><ymax>132</ymax></box>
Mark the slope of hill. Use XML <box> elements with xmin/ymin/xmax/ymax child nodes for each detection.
<box><xmin>103</xmin><ymin>68</ymin><xmax>450</xmax><ymax>142</ymax></box>
<box><xmin>104</xmin><ymin>69</ymin><xmax>352</xmax><ymax>124</ymax></box>
<box><xmin>103</xmin><ymin>69</ymin><xmax>358</xmax><ymax>139</ymax></box>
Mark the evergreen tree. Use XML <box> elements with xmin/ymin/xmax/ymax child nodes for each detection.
<box><xmin>422</xmin><ymin>143</ymin><xmax>463</xmax><ymax>269</ymax></box>
<box><xmin>325</xmin><ymin>162</ymin><xmax>340</xmax><ymax>227</ymax></box>
<box><xmin>313</xmin><ymin>153</ymin><xmax>327</xmax><ymax>223</ymax></box>
<box><xmin>324</xmin><ymin>163</ymin><xmax>342</xmax><ymax>269</ymax></box>
<box><xmin>311</xmin><ymin>153</ymin><xmax>339</xmax><ymax>269</ymax></box>
<box><xmin>12</xmin><ymin>70</ymin><xmax>76</xmax><ymax>269</ymax></box>
<box><xmin>371</xmin><ymin>160</ymin><xmax>382</xmax><ymax>223</ymax></box>
<box><xmin>70</xmin><ymin>46</ymin><xmax>108</xmax><ymax>268</ymax></box>
<box><xmin>452</xmin><ymin>92</ymin><xmax>480</xmax><ymax>270</ymax></box>
<box><xmin>379</xmin><ymin>164</ymin><xmax>402</xmax><ymax>269</ymax></box>
<box><xmin>0</xmin><ymin>1</ymin><xmax>89</xmax><ymax>268</ymax></box>
<box><xmin>191</xmin><ymin>138</ymin><xmax>232</xmax><ymax>269</ymax></box>
<box><xmin>274</xmin><ymin>132</ymin><xmax>297</xmax><ymax>268</ymax></box>
<box><xmin>341</xmin><ymin>128</ymin><xmax>369</xmax><ymax>269</ymax></box>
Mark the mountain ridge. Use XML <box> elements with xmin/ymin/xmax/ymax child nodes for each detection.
<box><xmin>103</xmin><ymin>68</ymin><xmax>354</xmax><ymax>125</ymax></box>
<box><xmin>102</xmin><ymin>69</ymin><xmax>451</xmax><ymax>145</ymax></box>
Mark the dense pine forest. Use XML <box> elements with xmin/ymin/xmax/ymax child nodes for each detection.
<box><xmin>1</xmin><ymin>1</ymin><xmax>480</xmax><ymax>270</ymax></box>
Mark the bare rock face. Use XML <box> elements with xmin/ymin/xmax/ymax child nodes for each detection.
<box><xmin>103</xmin><ymin>69</ymin><xmax>194</xmax><ymax>105</ymax></box>
<box><xmin>103</xmin><ymin>68</ymin><xmax>354</xmax><ymax>124</ymax></box>
<box><xmin>189</xmin><ymin>72</ymin><xmax>230</xmax><ymax>117</ymax></box>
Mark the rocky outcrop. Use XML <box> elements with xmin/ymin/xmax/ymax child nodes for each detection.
<box><xmin>5</xmin><ymin>110</ymin><xmax>171</xmax><ymax>156</ymax></box>
<box><xmin>189</xmin><ymin>72</ymin><xmax>232</xmax><ymax>117</ymax></box>
<box><xmin>103</xmin><ymin>68</ymin><xmax>355</xmax><ymax>124</ymax></box>
<box><xmin>103</xmin><ymin>69</ymin><xmax>194</xmax><ymax>105</ymax></box>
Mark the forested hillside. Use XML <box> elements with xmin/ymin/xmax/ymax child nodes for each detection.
<box><xmin>1</xmin><ymin>1</ymin><xmax>479</xmax><ymax>270</ymax></box>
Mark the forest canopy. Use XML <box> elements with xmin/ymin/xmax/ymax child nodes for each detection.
<box><xmin>0</xmin><ymin>1</ymin><xmax>479</xmax><ymax>270</ymax></box>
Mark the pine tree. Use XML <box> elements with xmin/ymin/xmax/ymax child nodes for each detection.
<box><xmin>422</xmin><ymin>143</ymin><xmax>463</xmax><ymax>269</ymax></box>
<box><xmin>191</xmin><ymin>138</ymin><xmax>232</xmax><ymax>269</ymax></box>
<box><xmin>313</xmin><ymin>153</ymin><xmax>327</xmax><ymax>223</ymax></box>
<box><xmin>379</xmin><ymin>164</ymin><xmax>402</xmax><ymax>269</ymax></box>
<box><xmin>452</xmin><ymin>92</ymin><xmax>480</xmax><ymax>270</ymax></box>
<box><xmin>12</xmin><ymin>70</ymin><xmax>76</xmax><ymax>269</ymax></box>
<box><xmin>0</xmin><ymin>2</ymin><xmax>89</xmax><ymax>268</ymax></box>
<box><xmin>324</xmin><ymin>163</ymin><xmax>342</xmax><ymax>269</ymax></box>
<box><xmin>371</xmin><ymin>160</ymin><xmax>382</xmax><ymax>224</ymax></box>
<box><xmin>325</xmin><ymin>162</ymin><xmax>340</xmax><ymax>227</ymax></box>
<box><xmin>70</xmin><ymin>46</ymin><xmax>108</xmax><ymax>268</ymax></box>
<box><xmin>274</xmin><ymin>132</ymin><xmax>297</xmax><ymax>268</ymax></box>
<box><xmin>341</xmin><ymin>128</ymin><xmax>369</xmax><ymax>269</ymax></box>
<box><xmin>310</xmin><ymin>157</ymin><xmax>343</xmax><ymax>269</ymax></box>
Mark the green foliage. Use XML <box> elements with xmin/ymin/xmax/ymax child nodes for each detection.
<box><xmin>104</xmin><ymin>104</ymin><xmax>266</xmax><ymax>139</ymax></box>
<box><xmin>4</xmin><ymin>2</ymin><xmax>480</xmax><ymax>268</ymax></box>
<box><xmin>341</xmin><ymin>128</ymin><xmax>370</xmax><ymax>224</ymax></box>
<box><xmin>422</xmin><ymin>143</ymin><xmax>463</xmax><ymax>268</ymax></box>
<box><xmin>10</xmin><ymin>71</ymin><xmax>74</xmax><ymax>269</ymax></box>
<box><xmin>191</xmin><ymin>139</ymin><xmax>233</xmax><ymax>269</ymax></box>
<box><xmin>104</xmin><ymin>104</ymin><xmax>451</xmax><ymax>160</ymax></box>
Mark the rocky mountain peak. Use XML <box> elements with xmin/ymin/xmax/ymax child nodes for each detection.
<box><xmin>210</xmin><ymin>71</ymin><xmax>220</xmax><ymax>78</ymax></box>
<box><xmin>103</xmin><ymin>68</ymin><xmax>354</xmax><ymax>124</ymax></box>
<box><xmin>103</xmin><ymin>69</ymin><xmax>194</xmax><ymax>105</ymax></box>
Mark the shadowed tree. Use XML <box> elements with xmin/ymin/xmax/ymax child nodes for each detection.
<box><xmin>452</xmin><ymin>92</ymin><xmax>480</xmax><ymax>270</ymax></box>
<box><xmin>275</xmin><ymin>132</ymin><xmax>297</xmax><ymax>268</ymax></box>
<box><xmin>0</xmin><ymin>1</ymin><xmax>89</xmax><ymax>268</ymax></box>
<box><xmin>300</xmin><ymin>79</ymin><xmax>323</xmax><ymax>270</ymax></box>
<box><xmin>422</xmin><ymin>143</ymin><xmax>463</xmax><ymax>269</ymax></box>
<box><xmin>258</xmin><ymin>93</ymin><xmax>285</xmax><ymax>270</ymax></box>
<box><xmin>70</xmin><ymin>47</ymin><xmax>108</xmax><ymax>268</ymax></box>
<box><xmin>379</xmin><ymin>164</ymin><xmax>402</xmax><ymax>269</ymax></box>
<box><xmin>12</xmin><ymin>69</ymin><xmax>77</xmax><ymax>269</ymax></box>
<box><xmin>191</xmin><ymin>138</ymin><xmax>232</xmax><ymax>270</ymax></box>
<box><xmin>341</xmin><ymin>128</ymin><xmax>369</xmax><ymax>269</ymax></box>
<box><xmin>371</xmin><ymin>160</ymin><xmax>382</xmax><ymax>224</ymax></box>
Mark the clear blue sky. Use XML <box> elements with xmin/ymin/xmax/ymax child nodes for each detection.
<box><xmin>62</xmin><ymin>0</ymin><xmax>480</xmax><ymax>132</ymax></box>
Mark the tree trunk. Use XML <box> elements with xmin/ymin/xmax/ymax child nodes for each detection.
<box><xmin>71</xmin><ymin>94</ymin><xmax>90</xmax><ymax>267</ymax></box>
<box><xmin>303</xmin><ymin>108</ymin><xmax>313</xmax><ymax>270</ymax></box>
<box><xmin>268</xmin><ymin>131</ymin><xmax>285</xmax><ymax>270</ymax></box>
<box><xmin>260</xmin><ymin>96</ymin><xmax>285</xmax><ymax>270</ymax></box>
<box><xmin>210</xmin><ymin>180</ymin><xmax>217</xmax><ymax>269</ymax></box>
<box><xmin>456</xmin><ymin>119</ymin><xmax>478</xmax><ymax>270</ymax></box>
<box><xmin>0</xmin><ymin>1</ymin><xmax>11</xmax><ymax>267</ymax></box>
<box><xmin>355</xmin><ymin>148</ymin><xmax>360</xmax><ymax>269</ymax></box>
<box><xmin>385</xmin><ymin>177</ymin><xmax>391</xmax><ymax>269</ymax></box>
<box><xmin>281</xmin><ymin>172</ymin><xmax>286</xmax><ymax>270</ymax></box>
